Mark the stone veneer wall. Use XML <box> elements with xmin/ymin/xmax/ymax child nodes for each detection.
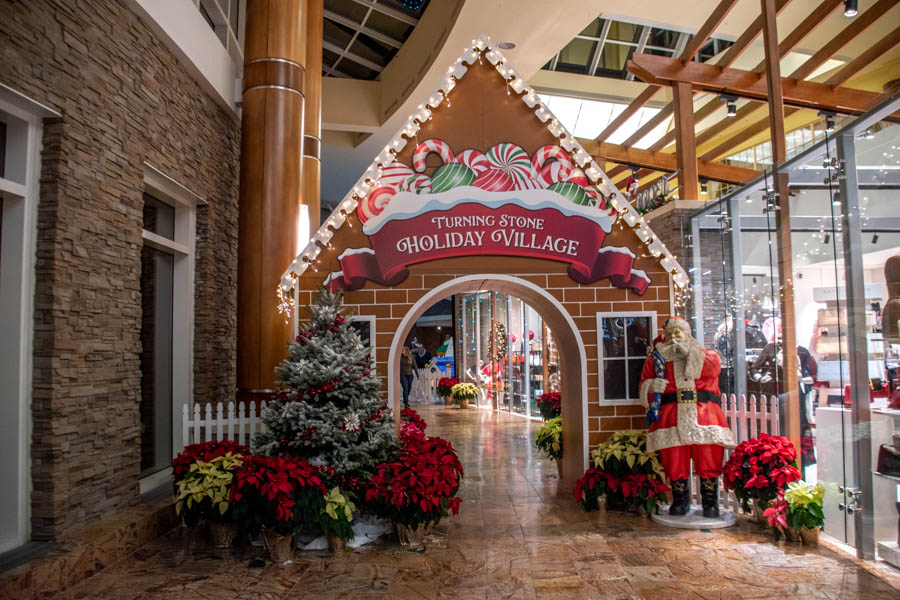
<box><xmin>0</xmin><ymin>1</ymin><xmax>240</xmax><ymax>539</ymax></box>
<box><xmin>297</xmin><ymin>264</ymin><xmax>673</xmax><ymax>450</ymax></box>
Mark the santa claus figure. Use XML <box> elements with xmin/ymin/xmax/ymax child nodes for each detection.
<box><xmin>639</xmin><ymin>318</ymin><xmax>734</xmax><ymax>518</ymax></box>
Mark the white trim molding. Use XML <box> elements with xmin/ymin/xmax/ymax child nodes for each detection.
<box><xmin>595</xmin><ymin>311</ymin><xmax>658</xmax><ymax>406</ymax></box>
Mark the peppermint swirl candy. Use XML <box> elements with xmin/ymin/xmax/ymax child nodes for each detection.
<box><xmin>473</xmin><ymin>168</ymin><xmax>514</xmax><ymax>192</ymax></box>
<box><xmin>400</xmin><ymin>174</ymin><xmax>432</xmax><ymax>194</ymax></box>
<box><xmin>356</xmin><ymin>186</ymin><xmax>395</xmax><ymax>223</ymax></box>
<box><xmin>485</xmin><ymin>143</ymin><xmax>537</xmax><ymax>189</ymax></box>
<box><xmin>413</xmin><ymin>139</ymin><xmax>454</xmax><ymax>172</ymax></box>
<box><xmin>379</xmin><ymin>162</ymin><xmax>416</xmax><ymax>190</ymax></box>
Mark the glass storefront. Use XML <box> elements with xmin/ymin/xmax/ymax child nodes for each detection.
<box><xmin>456</xmin><ymin>292</ymin><xmax>558</xmax><ymax>418</ymax></box>
<box><xmin>690</xmin><ymin>92</ymin><xmax>900</xmax><ymax>566</ymax></box>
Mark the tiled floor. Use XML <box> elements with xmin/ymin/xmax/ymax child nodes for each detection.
<box><xmin>57</xmin><ymin>404</ymin><xmax>899</xmax><ymax>599</ymax></box>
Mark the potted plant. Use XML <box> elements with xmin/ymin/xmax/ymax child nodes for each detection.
<box><xmin>763</xmin><ymin>493</ymin><xmax>792</xmax><ymax>541</ymax></box>
<box><xmin>400</xmin><ymin>407</ymin><xmax>427</xmax><ymax>437</ymax></box>
<box><xmin>573</xmin><ymin>467</ymin><xmax>611</xmax><ymax>512</ymax></box>
<box><xmin>535</xmin><ymin>417</ymin><xmax>563</xmax><ymax>476</ymax></box>
<box><xmin>585</xmin><ymin>430</ymin><xmax>669</xmax><ymax>516</ymax></box>
<box><xmin>722</xmin><ymin>433</ymin><xmax>801</xmax><ymax>520</ymax></box>
<box><xmin>316</xmin><ymin>487</ymin><xmax>356</xmax><ymax>553</ymax></box>
<box><xmin>536</xmin><ymin>391</ymin><xmax>561</xmax><ymax>421</ymax></box>
<box><xmin>173</xmin><ymin>440</ymin><xmax>249</xmax><ymax>488</ymax></box>
<box><xmin>174</xmin><ymin>453</ymin><xmax>244</xmax><ymax>548</ymax></box>
<box><xmin>450</xmin><ymin>382</ymin><xmax>478</xmax><ymax>409</ymax></box>
<box><xmin>366</xmin><ymin>430</ymin><xmax>463</xmax><ymax>547</ymax></box>
<box><xmin>229</xmin><ymin>455</ymin><xmax>325</xmax><ymax>562</ymax></box>
<box><xmin>784</xmin><ymin>480</ymin><xmax>825</xmax><ymax>545</ymax></box>
<box><xmin>437</xmin><ymin>377</ymin><xmax>458</xmax><ymax>405</ymax></box>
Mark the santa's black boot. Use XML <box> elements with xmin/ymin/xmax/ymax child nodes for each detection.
<box><xmin>669</xmin><ymin>479</ymin><xmax>690</xmax><ymax>516</ymax></box>
<box><xmin>701</xmin><ymin>478</ymin><xmax>720</xmax><ymax>518</ymax></box>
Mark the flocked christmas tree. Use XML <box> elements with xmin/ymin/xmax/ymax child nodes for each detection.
<box><xmin>253</xmin><ymin>288</ymin><xmax>399</xmax><ymax>489</ymax></box>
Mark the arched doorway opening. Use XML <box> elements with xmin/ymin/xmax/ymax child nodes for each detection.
<box><xmin>387</xmin><ymin>274</ymin><xmax>588</xmax><ymax>486</ymax></box>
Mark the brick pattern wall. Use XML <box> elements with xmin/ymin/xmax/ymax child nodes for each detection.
<box><xmin>1</xmin><ymin>1</ymin><xmax>240</xmax><ymax>538</ymax></box>
<box><xmin>298</xmin><ymin>259</ymin><xmax>672</xmax><ymax>451</ymax></box>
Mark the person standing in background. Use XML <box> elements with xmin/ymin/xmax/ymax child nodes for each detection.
<box><xmin>400</xmin><ymin>346</ymin><xmax>416</xmax><ymax>408</ymax></box>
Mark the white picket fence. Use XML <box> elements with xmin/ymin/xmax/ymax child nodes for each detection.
<box><xmin>181</xmin><ymin>401</ymin><xmax>269</xmax><ymax>449</ymax></box>
<box><xmin>409</xmin><ymin>362</ymin><xmax>451</xmax><ymax>404</ymax></box>
<box><xmin>181</xmin><ymin>391</ymin><xmax>781</xmax><ymax>513</ymax></box>
<box><xmin>689</xmin><ymin>393</ymin><xmax>780</xmax><ymax>511</ymax></box>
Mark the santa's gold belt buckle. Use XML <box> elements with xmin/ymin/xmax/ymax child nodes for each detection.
<box><xmin>677</xmin><ymin>389</ymin><xmax>698</xmax><ymax>404</ymax></box>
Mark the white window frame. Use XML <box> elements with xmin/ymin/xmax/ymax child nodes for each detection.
<box><xmin>0</xmin><ymin>85</ymin><xmax>59</xmax><ymax>553</ymax></box>
<box><xmin>349</xmin><ymin>315</ymin><xmax>376</xmax><ymax>363</ymax></box>
<box><xmin>596</xmin><ymin>311</ymin><xmax>657</xmax><ymax>406</ymax></box>
<box><xmin>139</xmin><ymin>164</ymin><xmax>202</xmax><ymax>494</ymax></box>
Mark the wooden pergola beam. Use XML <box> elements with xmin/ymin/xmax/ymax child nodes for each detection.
<box><xmin>698</xmin><ymin>107</ymin><xmax>800</xmax><ymax>161</ymax></box>
<box><xmin>790</xmin><ymin>0</ymin><xmax>898</xmax><ymax>81</ymax></box>
<box><xmin>716</xmin><ymin>0</ymin><xmax>791</xmax><ymax>67</ymax></box>
<box><xmin>584</xmin><ymin>141</ymin><xmax>761</xmax><ymax>184</ymax></box>
<box><xmin>677</xmin><ymin>0</ymin><xmax>742</xmax><ymax>62</ymax></box>
<box><xmin>824</xmin><ymin>26</ymin><xmax>900</xmax><ymax>87</ymax></box>
<box><xmin>593</xmin><ymin>0</ymin><xmax>741</xmax><ymax>144</ymax></box>
<box><xmin>628</xmin><ymin>53</ymin><xmax>893</xmax><ymax>116</ymax></box>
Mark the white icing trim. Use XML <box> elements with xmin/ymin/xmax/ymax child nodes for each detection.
<box><xmin>337</xmin><ymin>247</ymin><xmax>375</xmax><ymax>260</ymax></box>
<box><xmin>646</xmin><ymin>403</ymin><xmax>735</xmax><ymax>452</ymax></box>
<box><xmin>361</xmin><ymin>187</ymin><xmax>614</xmax><ymax>235</ymax></box>
<box><xmin>597</xmin><ymin>245</ymin><xmax>635</xmax><ymax>258</ymax></box>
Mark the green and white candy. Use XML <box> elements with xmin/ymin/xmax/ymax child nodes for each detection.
<box><xmin>548</xmin><ymin>181</ymin><xmax>594</xmax><ymax>206</ymax></box>
<box><xmin>430</xmin><ymin>163</ymin><xmax>475</xmax><ymax>193</ymax></box>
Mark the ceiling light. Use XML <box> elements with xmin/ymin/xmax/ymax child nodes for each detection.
<box><xmin>719</xmin><ymin>93</ymin><xmax>738</xmax><ymax>117</ymax></box>
<box><xmin>700</xmin><ymin>178</ymin><xmax>709</xmax><ymax>194</ymax></box>
<box><xmin>864</xmin><ymin>128</ymin><xmax>875</xmax><ymax>139</ymax></box>
<box><xmin>823</xmin><ymin>233</ymin><xmax>831</xmax><ymax>244</ymax></box>
<box><xmin>844</xmin><ymin>0</ymin><xmax>858</xmax><ymax>17</ymax></box>
<box><xmin>497</xmin><ymin>41</ymin><xmax>517</xmax><ymax>50</ymax></box>
<box><xmin>872</xmin><ymin>233</ymin><xmax>879</xmax><ymax>244</ymax></box>
<box><xmin>818</xmin><ymin>110</ymin><xmax>836</xmax><ymax>132</ymax></box>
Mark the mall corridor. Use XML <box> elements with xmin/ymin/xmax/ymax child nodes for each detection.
<box><xmin>54</xmin><ymin>405</ymin><xmax>897</xmax><ymax>599</ymax></box>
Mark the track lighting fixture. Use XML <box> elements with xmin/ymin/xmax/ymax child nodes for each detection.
<box><xmin>818</xmin><ymin>110</ymin><xmax>836</xmax><ymax>133</ymax></box>
<box><xmin>823</xmin><ymin>233</ymin><xmax>831</xmax><ymax>244</ymax></box>
<box><xmin>872</xmin><ymin>232</ymin><xmax>879</xmax><ymax>244</ymax></box>
<box><xmin>844</xmin><ymin>0</ymin><xmax>858</xmax><ymax>17</ymax></box>
<box><xmin>700</xmin><ymin>178</ymin><xmax>709</xmax><ymax>194</ymax></box>
<box><xmin>719</xmin><ymin>93</ymin><xmax>738</xmax><ymax>117</ymax></box>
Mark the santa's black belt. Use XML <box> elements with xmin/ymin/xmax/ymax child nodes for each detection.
<box><xmin>660</xmin><ymin>390</ymin><xmax>719</xmax><ymax>405</ymax></box>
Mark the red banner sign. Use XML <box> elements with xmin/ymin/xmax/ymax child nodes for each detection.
<box><xmin>325</xmin><ymin>189</ymin><xmax>650</xmax><ymax>295</ymax></box>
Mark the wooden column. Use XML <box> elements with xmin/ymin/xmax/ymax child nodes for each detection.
<box><xmin>237</xmin><ymin>0</ymin><xmax>305</xmax><ymax>400</ymax></box>
<box><xmin>303</xmin><ymin>0</ymin><xmax>323</xmax><ymax>230</ymax></box>
<box><xmin>672</xmin><ymin>81</ymin><xmax>699</xmax><ymax>200</ymax></box>
<box><xmin>760</xmin><ymin>0</ymin><xmax>801</xmax><ymax>450</ymax></box>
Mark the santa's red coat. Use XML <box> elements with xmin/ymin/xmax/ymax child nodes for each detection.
<box><xmin>639</xmin><ymin>347</ymin><xmax>733</xmax><ymax>452</ymax></box>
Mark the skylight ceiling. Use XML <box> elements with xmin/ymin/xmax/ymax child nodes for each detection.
<box><xmin>543</xmin><ymin>17</ymin><xmax>733</xmax><ymax>80</ymax></box>
<box><xmin>538</xmin><ymin>93</ymin><xmax>671</xmax><ymax>149</ymax></box>
<box><xmin>323</xmin><ymin>0</ymin><xmax>430</xmax><ymax>80</ymax></box>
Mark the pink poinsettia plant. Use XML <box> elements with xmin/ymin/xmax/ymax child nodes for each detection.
<box><xmin>400</xmin><ymin>407</ymin><xmax>427</xmax><ymax>437</ymax></box>
<box><xmin>723</xmin><ymin>433</ymin><xmax>801</xmax><ymax>512</ymax></box>
<box><xmin>763</xmin><ymin>493</ymin><xmax>789</xmax><ymax>536</ymax></box>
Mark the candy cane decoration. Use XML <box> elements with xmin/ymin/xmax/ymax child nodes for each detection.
<box><xmin>413</xmin><ymin>139</ymin><xmax>454</xmax><ymax>172</ymax></box>
<box><xmin>452</xmin><ymin>149</ymin><xmax>490</xmax><ymax>175</ymax></box>
<box><xmin>531</xmin><ymin>145</ymin><xmax>573</xmax><ymax>173</ymax></box>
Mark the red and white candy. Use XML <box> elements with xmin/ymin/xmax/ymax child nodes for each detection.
<box><xmin>472</xmin><ymin>168</ymin><xmax>514</xmax><ymax>192</ymax></box>
<box><xmin>539</xmin><ymin>161</ymin><xmax>573</xmax><ymax>187</ymax></box>
<box><xmin>531</xmin><ymin>145</ymin><xmax>573</xmax><ymax>173</ymax></box>
<box><xmin>452</xmin><ymin>149</ymin><xmax>490</xmax><ymax>175</ymax></box>
<box><xmin>378</xmin><ymin>162</ymin><xmax>416</xmax><ymax>190</ymax></box>
<box><xmin>356</xmin><ymin>186</ymin><xmax>395</xmax><ymax>223</ymax></box>
<box><xmin>413</xmin><ymin>139</ymin><xmax>454</xmax><ymax>172</ymax></box>
<box><xmin>400</xmin><ymin>174</ymin><xmax>432</xmax><ymax>194</ymax></box>
<box><xmin>566</xmin><ymin>168</ymin><xmax>590</xmax><ymax>188</ymax></box>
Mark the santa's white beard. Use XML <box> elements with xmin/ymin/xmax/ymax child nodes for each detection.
<box><xmin>659</xmin><ymin>337</ymin><xmax>705</xmax><ymax>381</ymax></box>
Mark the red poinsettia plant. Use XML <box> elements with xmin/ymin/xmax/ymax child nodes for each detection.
<box><xmin>763</xmin><ymin>492</ymin><xmax>789</xmax><ymax>537</ymax></box>
<box><xmin>172</xmin><ymin>440</ymin><xmax>249</xmax><ymax>483</ymax></box>
<box><xmin>536</xmin><ymin>392</ymin><xmax>561</xmax><ymax>421</ymax></box>
<box><xmin>436</xmin><ymin>377</ymin><xmax>459</xmax><ymax>398</ymax></box>
<box><xmin>400</xmin><ymin>407</ymin><xmax>427</xmax><ymax>437</ymax></box>
<box><xmin>366</xmin><ymin>429</ymin><xmax>464</xmax><ymax>529</ymax></box>
<box><xmin>229</xmin><ymin>455</ymin><xmax>326</xmax><ymax>536</ymax></box>
<box><xmin>723</xmin><ymin>433</ymin><xmax>801</xmax><ymax>512</ymax></box>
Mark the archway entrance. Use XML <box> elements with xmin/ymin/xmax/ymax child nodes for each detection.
<box><xmin>387</xmin><ymin>274</ymin><xmax>588</xmax><ymax>486</ymax></box>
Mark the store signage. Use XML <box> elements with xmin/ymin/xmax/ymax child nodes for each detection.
<box><xmin>326</xmin><ymin>187</ymin><xmax>651</xmax><ymax>294</ymax></box>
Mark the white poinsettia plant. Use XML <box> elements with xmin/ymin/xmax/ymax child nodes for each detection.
<box><xmin>450</xmin><ymin>382</ymin><xmax>479</xmax><ymax>403</ymax></box>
